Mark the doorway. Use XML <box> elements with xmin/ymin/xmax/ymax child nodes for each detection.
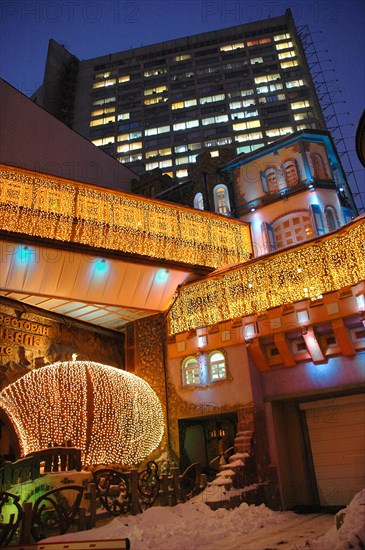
<box><xmin>178</xmin><ymin>412</ymin><xmax>237</xmax><ymax>479</ymax></box>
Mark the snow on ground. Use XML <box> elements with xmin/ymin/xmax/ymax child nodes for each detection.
<box><xmin>44</xmin><ymin>490</ymin><xmax>365</xmax><ymax>550</ymax></box>
<box><xmin>305</xmin><ymin>489</ymin><xmax>365</xmax><ymax>550</ymax></box>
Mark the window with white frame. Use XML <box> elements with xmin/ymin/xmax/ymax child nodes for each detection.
<box><xmin>324</xmin><ymin>205</ymin><xmax>339</xmax><ymax>232</ymax></box>
<box><xmin>283</xmin><ymin>160</ymin><xmax>299</xmax><ymax>186</ymax></box>
<box><xmin>311</xmin><ymin>152</ymin><xmax>329</xmax><ymax>180</ymax></box>
<box><xmin>273</xmin><ymin>213</ymin><xmax>314</xmax><ymax>249</ymax></box>
<box><xmin>182</xmin><ymin>356</ymin><xmax>201</xmax><ymax>386</ymax></box>
<box><xmin>209</xmin><ymin>351</ymin><xmax>227</xmax><ymax>381</ymax></box>
<box><xmin>265</xmin><ymin>168</ymin><xmax>279</xmax><ymax>193</ymax></box>
<box><xmin>194</xmin><ymin>192</ymin><xmax>204</xmax><ymax>210</ymax></box>
<box><xmin>214</xmin><ymin>185</ymin><xmax>231</xmax><ymax>214</ymax></box>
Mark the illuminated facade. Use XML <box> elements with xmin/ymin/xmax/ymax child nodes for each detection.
<box><xmin>222</xmin><ymin>129</ymin><xmax>358</xmax><ymax>256</ymax></box>
<box><xmin>33</xmin><ymin>9</ymin><xmax>325</xmax><ymax>181</ymax></box>
<box><xmin>166</xmin><ymin>211</ymin><xmax>365</xmax><ymax>508</ymax></box>
<box><xmin>1</xmin><ymin>79</ymin><xmax>364</xmax><ymax>511</ymax></box>
<box><xmin>153</xmin><ymin>130</ymin><xmax>358</xmax><ymax>233</ymax></box>
<box><xmin>160</xmin><ymin>131</ymin><xmax>363</xmax><ymax>510</ymax></box>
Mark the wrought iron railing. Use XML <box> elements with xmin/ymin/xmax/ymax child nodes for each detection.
<box><xmin>0</xmin><ymin>460</ymin><xmax>206</xmax><ymax>546</ymax></box>
<box><xmin>0</xmin><ymin>447</ymin><xmax>82</xmax><ymax>491</ymax></box>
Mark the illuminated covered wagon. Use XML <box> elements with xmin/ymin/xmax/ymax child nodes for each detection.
<box><xmin>0</xmin><ymin>361</ymin><xmax>164</xmax><ymax>466</ymax></box>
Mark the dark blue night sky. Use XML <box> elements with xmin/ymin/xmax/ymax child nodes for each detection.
<box><xmin>1</xmin><ymin>0</ymin><xmax>364</xmax><ymax>208</ymax></box>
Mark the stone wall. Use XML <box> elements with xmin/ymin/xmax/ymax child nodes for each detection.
<box><xmin>134</xmin><ymin>314</ymin><xmax>169</xmax><ymax>456</ymax></box>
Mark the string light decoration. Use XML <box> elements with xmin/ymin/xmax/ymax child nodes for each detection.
<box><xmin>169</xmin><ymin>218</ymin><xmax>365</xmax><ymax>334</ymax></box>
<box><xmin>0</xmin><ymin>361</ymin><xmax>164</xmax><ymax>466</ymax></box>
<box><xmin>0</xmin><ymin>165</ymin><xmax>251</xmax><ymax>268</ymax></box>
<box><xmin>0</xmin><ymin>168</ymin><xmax>75</xmax><ymax>242</ymax></box>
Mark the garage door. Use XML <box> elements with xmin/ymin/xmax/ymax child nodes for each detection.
<box><xmin>300</xmin><ymin>394</ymin><xmax>365</xmax><ymax>506</ymax></box>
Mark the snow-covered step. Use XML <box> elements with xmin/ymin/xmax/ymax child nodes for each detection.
<box><xmin>209</xmin><ymin>476</ymin><xmax>233</xmax><ymax>487</ymax></box>
<box><xmin>204</xmin><ymin>482</ymin><xmax>267</xmax><ymax>510</ymax></box>
<box><xmin>235</xmin><ymin>443</ymin><xmax>252</xmax><ymax>453</ymax></box>
<box><xmin>220</xmin><ymin>459</ymin><xmax>244</xmax><ymax>470</ymax></box>
<box><xmin>216</xmin><ymin>469</ymin><xmax>236</xmax><ymax>477</ymax></box>
<box><xmin>234</xmin><ymin>432</ymin><xmax>253</xmax><ymax>453</ymax></box>
<box><xmin>229</xmin><ymin>452</ymin><xmax>249</xmax><ymax>463</ymax></box>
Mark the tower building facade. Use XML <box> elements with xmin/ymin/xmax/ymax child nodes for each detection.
<box><xmin>34</xmin><ymin>9</ymin><xmax>326</xmax><ymax>180</ymax></box>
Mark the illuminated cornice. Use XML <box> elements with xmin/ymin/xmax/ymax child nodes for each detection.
<box><xmin>168</xmin><ymin>216</ymin><xmax>365</xmax><ymax>335</ymax></box>
<box><xmin>0</xmin><ymin>164</ymin><xmax>252</xmax><ymax>269</ymax></box>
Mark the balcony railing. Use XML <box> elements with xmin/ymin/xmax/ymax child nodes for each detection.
<box><xmin>239</xmin><ymin>179</ymin><xmax>337</xmax><ymax>215</ymax></box>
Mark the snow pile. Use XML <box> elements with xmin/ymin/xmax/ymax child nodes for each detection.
<box><xmin>305</xmin><ymin>489</ymin><xmax>365</xmax><ymax>550</ymax></box>
<box><xmin>45</xmin><ymin>498</ymin><xmax>297</xmax><ymax>549</ymax></box>
<box><xmin>43</xmin><ymin>489</ymin><xmax>365</xmax><ymax>549</ymax></box>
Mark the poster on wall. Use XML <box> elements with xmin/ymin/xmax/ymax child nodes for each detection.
<box><xmin>0</xmin><ymin>303</ymin><xmax>124</xmax><ymax>390</ymax></box>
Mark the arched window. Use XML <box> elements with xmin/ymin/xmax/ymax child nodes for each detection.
<box><xmin>273</xmin><ymin>212</ymin><xmax>313</xmax><ymax>250</ymax></box>
<box><xmin>208</xmin><ymin>351</ymin><xmax>227</xmax><ymax>381</ymax></box>
<box><xmin>182</xmin><ymin>356</ymin><xmax>200</xmax><ymax>386</ymax></box>
<box><xmin>283</xmin><ymin>160</ymin><xmax>299</xmax><ymax>187</ymax></box>
<box><xmin>311</xmin><ymin>153</ymin><xmax>329</xmax><ymax>180</ymax></box>
<box><xmin>213</xmin><ymin>185</ymin><xmax>231</xmax><ymax>214</ymax></box>
<box><xmin>194</xmin><ymin>192</ymin><xmax>204</xmax><ymax>210</ymax></box>
<box><xmin>324</xmin><ymin>206</ymin><xmax>338</xmax><ymax>232</ymax></box>
<box><xmin>265</xmin><ymin>168</ymin><xmax>279</xmax><ymax>193</ymax></box>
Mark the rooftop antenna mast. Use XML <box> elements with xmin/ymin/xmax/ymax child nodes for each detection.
<box><xmin>298</xmin><ymin>25</ymin><xmax>364</xmax><ymax>214</ymax></box>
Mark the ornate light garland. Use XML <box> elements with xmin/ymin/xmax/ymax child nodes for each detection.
<box><xmin>0</xmin><ymin>165</ymin><xmax>251</xmax><ymax>268</ymax></box>
<box><xmin>168</xmin><ymin>218</ymin><xmax>365</xmax><ymax>334</ymax></box>
<box><xmin>0</xmin><ymin>361</ymin><xmax>164</xmax><ymax>466</ymax></box>
<box><xmin>0</xmin><ymin>169</ymin><xmax>75</xmax><ymax>242</ymax></box>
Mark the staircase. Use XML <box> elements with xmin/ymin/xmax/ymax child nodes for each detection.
<box><xmin>204</xmin><ymin>429</ymin><xmax>266</xmax><ymax>509</ymax></box>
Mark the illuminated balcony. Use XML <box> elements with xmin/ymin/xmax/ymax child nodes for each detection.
<box><xmin>0</xmin><ymin>163</ymin><xmax>252</xmax><ymax>271</ymax></box>
<box><xmin>168</xmin><ymin>215</ymin><xmax>365</xmax><ymax>334</ymax></box>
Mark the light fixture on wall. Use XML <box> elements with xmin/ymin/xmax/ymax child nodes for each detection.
<box><xmin>296</xmin><ymin>309</ymin><xmax>309</xmax><ymax>324</ymax></box>
<box><xmin>198</xmin><ymin>335</ymin><xmax>207</xmax><ymax>347</ymax></box>
<box><xmin>355</xmin><ymin>292</ymin><xmax>365</xmax><ymax>312</ymax></box>
<box><xmin>244</xmin><ymin>322</ymin><xmax>257</xmax><ymax>340</ymax></box>
<box><xmin>209</xmin><ymin>422</ymin><xmax>226</xmax><ymax>439</ymax></box>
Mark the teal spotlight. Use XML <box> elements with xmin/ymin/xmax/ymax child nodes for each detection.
<box><xmin>94</xmin><ymin>258</ymin><xmax>108</xmax><ymax>275</ymax></box>
<box><xmin>156</xmin><ymin>268</ymin><xmax>169</xmax><ymax>284</ymax></box>
<box><xmin>16</xmin><ymin>245</ymin><xmax>33</xmax><ymax>264</ymax></box>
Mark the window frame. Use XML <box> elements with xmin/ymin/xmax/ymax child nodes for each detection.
<box><xmin>194</xmin><ymin>192</ymin><xmax>204</xmax><ymax>210</ymax></box>
<box><xmin>181</xmin><ymin>356</ymin><xmax>201</xmax><ymax>386</ymax></box>
<box><xmin>324</xmin><ymin>205</ymin><xmax>339</xmax><ymax>232</ymax></box>
<box><xmin>213</xmin><ymin>184</ymin><xmax>231</xmax><ymax>214</ymax></box>
<box><xmin>283</xmin><ymin>160</ymin><xmax>299</xmax><ymax>187</ymax></box>
<box><xmin>272</xmin><ymin>211</ymin><xmax>314</xmax><ymax>249</ymax></box>
<box><xmin>208</xmin><ymin>350</ymin><xmax>227</xmax><ymax>382</ymax></box>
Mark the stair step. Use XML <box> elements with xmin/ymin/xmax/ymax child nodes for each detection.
<box><xmin>229</xmin><ymin>452</ymin><xmax>249</xmax><ymax>463</ymax></box>
<box><xmin>221</xmin><ymin>459</ymin><xmax>244</xmax><ymax>469</ymax></box>
<box><xmin>205</xmin><ymin>483</ymin><xmax>266</xmax><ymax>511</ymax></box>
<box><xmin>234</xmin><ymin>435</ymin><xmax>252</xmax><ymax>441</ymax></box>
<box><xmin>217</xmin><ymin>469</ymin><xmax>236</xmax><ymax>477</ymax></box>
<box><xmin>210</xmin><ymin>476</ymin><xmax>233</xmax><ymax>486</ymax></box>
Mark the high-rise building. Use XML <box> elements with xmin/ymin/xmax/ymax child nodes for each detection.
<box><xmin>34</xmin><ymin>9</ymin><xmax>326</xmax><ymax>181</ymax></box>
